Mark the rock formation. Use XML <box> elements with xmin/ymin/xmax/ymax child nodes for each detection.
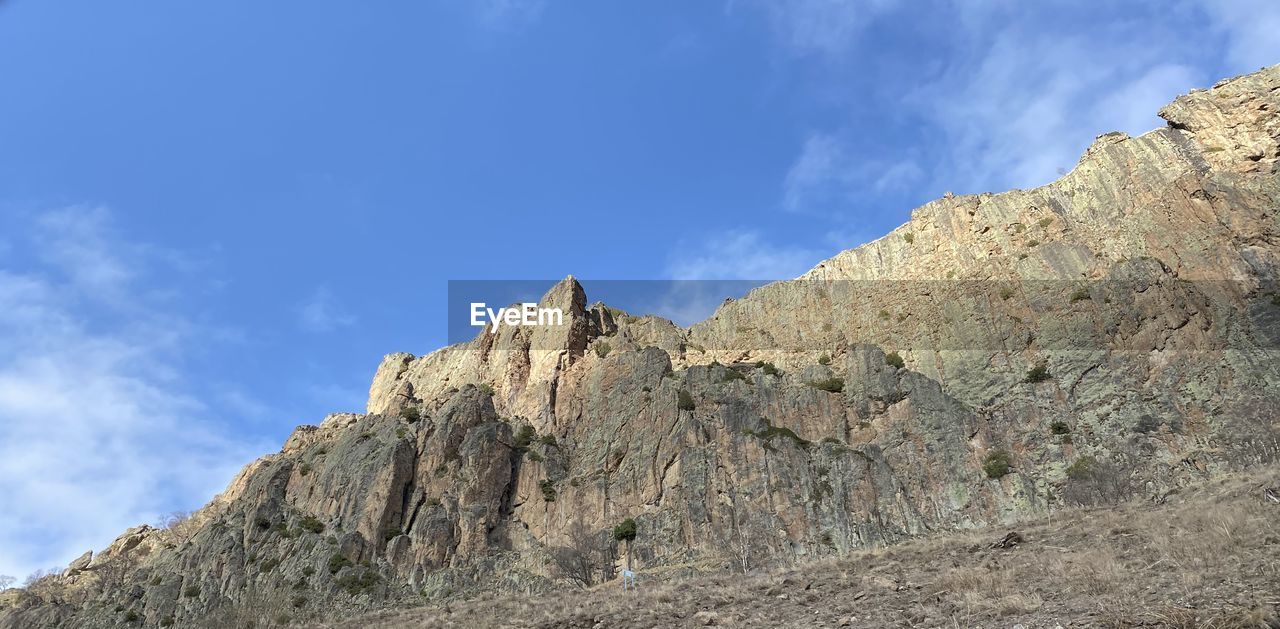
<box><xmin>3</xmin><ymin>65</ymin><xmax>1277</xmax><ymax>629</ymax></box>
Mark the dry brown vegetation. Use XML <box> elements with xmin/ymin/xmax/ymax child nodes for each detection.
<box><xmin>321</xmin><ymin>472</ymin><xmax>1280</xmax><ymax>629</ymax></box>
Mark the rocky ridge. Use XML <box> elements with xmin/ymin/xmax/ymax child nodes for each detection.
<box><xmin>2</xmin><ymin>65</ymin><xmax>1278</xmax><ymax>629</ymax></box>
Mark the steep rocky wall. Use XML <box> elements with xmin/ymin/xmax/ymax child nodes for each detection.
<box><xmin>4</xmin><ymin>64</ymin><xmax>1278</xmax><ymax>629</ymax></box>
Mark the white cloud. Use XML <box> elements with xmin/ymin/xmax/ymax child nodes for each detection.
<box><xmin>752</xmin><ymin>0</ymin><xmax>900</xmax><ymax>56</ymax></box>
<box><xmin>657</xmin><ymin>229</ymin><xmax>841</xmax><ymax>325</ymax></box>
<box><xmin>666</xmin><ymin>229</ymin><xmax>823</xmax><ymax>280</ymax></box>
<box><xmin>0</xmin><ymin>208</ymin><xmax>261</xmax><ymax>580</ymax></box>
<box><xmin>784</xmin><ymin>133</ymin><xmax>922</xmax><ymax>214</ymax></box>
<box><xmin>299</xmin><ymin>286</ymin><xmax>356</xmax><ymax>333</ymax></box>
<box><xmin>1196</xmin><ymin>0</ymin><xmax>1280</xmax><ymax>72</ymax></box>
<box><xmin>904</xmin><ymin>12</ymin><xmax>1211</xmax><ymax>193</ymax></box>
<box><xmin>783</xmin><ymin>134</ymin><xmax>850</xmax><ymax>212</ymax></box>
<box><xmin>1097</xmin><ymin>64</ymin><xmax>1202</xmax><ymax>137</ymax></box>
<box><xmin>33</xmin><ymin>207</ymin><xmax>135</xmax><ymax>301</ymax></box>
<box><xmin>769</xmin><ymin>1</ymin><xmax>1278</xmax><ymax>203</ymax></box>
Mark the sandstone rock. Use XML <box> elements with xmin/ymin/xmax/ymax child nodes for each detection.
<box><xmin>62</xmin><ymin>552</ymin><xmax>91</xmax><ymax>576</ymax></box>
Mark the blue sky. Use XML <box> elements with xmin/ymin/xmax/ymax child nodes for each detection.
<box><xmin>1</xmin><ymin>0</ymin><xmax>1278</xmax><ymax>580</ymax></box>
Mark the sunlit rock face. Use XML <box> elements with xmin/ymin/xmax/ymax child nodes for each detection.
<box><xmin>4</xmin><ymin>65</ymin><xmax>1278</xmax><ymax>629</ymax></box>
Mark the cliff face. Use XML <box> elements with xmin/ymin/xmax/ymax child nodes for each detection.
<box><xmin>4</xmin><ymin>65</ymin><xmax>1278</xmax><ymax>629</ymax></box>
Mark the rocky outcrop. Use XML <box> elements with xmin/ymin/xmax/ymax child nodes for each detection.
<box><xmin>4</xmin><ymin>65</ymin><xmax>1278</xmax><ymax>629</ymax></box>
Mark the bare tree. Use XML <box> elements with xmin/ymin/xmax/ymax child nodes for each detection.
<box><xmin>551</xmin><ymin>520</ymin><xmax>616</xmax><ymax>588</ymax></box>
<box><xmin>156</xmin><ymin>510</ymin><xmax>199</xmax><ymax>544</ymax></box>
<box><xmin>93</xmin><ymin>553</ymin><xmax>134</xmax><ymax>592</ymax></box>
<box><xmin>0</xmin><ymin>575</ymin><xmax>14</xmax><ymax>590</ymax></box>
<box><xmin>1062</xmin><ymin>455</ymin><xmax>1135</xmax><ymax>506</ymax></box>
<box><xmin>22</xmin><ymin>568</ymin><xmax>63</xmax><ymax>598</ymax></box>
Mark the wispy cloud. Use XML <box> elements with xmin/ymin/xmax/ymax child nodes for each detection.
<box><xmin>666</xmin><ymin>229</ymin><xmax>823</xmax><ymax>280</ymax></box>
<box><xmin>749</xmin><ymin>0</ymin><xmax>900</xmax><ymax>57</ymax></box>
<box><xmin>783</xmin><ymin>133</ymin><xmax>922</xmax><ymax>215</ymax></box>
<box><xmin>476</xmin><ymin>0</ymin><xmax>546</xmax><ymax>31</ymax></box>
<box><xmin>33</xmin><ymin>207</ymin><xmax>136</xmax><ymax>301</ymax></box>
<box><xmin>770</xmin><ymin>1</ymin><xmax>1280</xmax><ymax>204</ymax></box>
<box><xmin>909</xmin><ymin>21</ymin><xmax>1206</xmax><ymax>193</ymax></box>
<box><xmin>1197</xmin><ymin>0</ymin><xmax>1280</xmax><ymax>70</ymax></box>
<box><xmin>299</xmin><ymin>287</ymin><xmax>356</xmax><ymax>333</ymax></box>
<box><xmin>0</xmin><ymin>208</ymin><xmax>261</xmax><ymax>580</ymax></box>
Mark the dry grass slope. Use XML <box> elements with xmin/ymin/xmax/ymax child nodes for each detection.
<box><xmin>320</xmin><ymin>472</ymin><xmax>1280</xmax><ymax>629</ymax></box>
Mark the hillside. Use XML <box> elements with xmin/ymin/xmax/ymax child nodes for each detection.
<box><xmin>2</xmin><ymin>64</ymin><xmax>1277</xmax><ymax>629</ymax></box>
<box><xmin>329</xmin><ymin>470</ymin><xmax>1280</xmax><ymax>628</ymax></box>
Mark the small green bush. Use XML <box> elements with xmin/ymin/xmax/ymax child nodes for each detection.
<box><xmin>745</xmin><ymin>421</ymin><xmax>811</xmax><ymax>449</ymax></box>
<box><xmin>527</xmin><ymin>450</ymin><xmax>544</xmax><ymax>462</ymax></box>
<box><xmin>817</xmin><ymin>353</ymin><xmax>831</xmax><ymax>366</ymax></box>
<box><xmin>291</xmin><ymin>595</ymin><xmax>307</xmax><ymax>608</ymax></box>
<box><xmin>1037</xmin><ymin>217</ymin><xmax>1053</xmax><ymax>228</ymax></box>
<box><xmin>720</xmin><ymin>368</ymin><xmax>747</xmax><ymax>383</ymax></box>
<box><xmin>1025</xmin><ymin>363</ymin><xmax>1051</xmax><ymax>383</ymax></box>
<box><xmin>298</xmin><ymin>462</ymin><xmax>312</xmax><ymax>476</ymax></box>
<box><xmin>335</xmin><ymin>568</ymin><xmax>381</xmax><ymax>595</ymax></box>
<box><xmin>885</xmin><ymin>352</ymin><xmax>905</xmax><ymax>369</ymax></box>
<box><xmin>1065</xmin><ymin>456</ymin><xmax>1096</xmax><ymax>480</ymax></box>
<box><xmin>259</xmin><ymin>557</ymin><xmax>279</xmax><ymax>573</ymax></box>
<box><xmin>123</xmin><ymin>611</ymin><xmax>140</xmax><ymax>623</ymax></box>
<box><xmin>298</xmin><ymin>515</ymin><xmax>324</xmax><ymax>534</ymax></box>
<box><xmin>983</xmin><ymin>450</ymin><xmax>1013</xmax><ymax>479</ymax></box>
<box><xmin>327</xmin><ymin>552</ymin><xmax>352</xmax><ymax>575</ymax></box>
<box><xmin>1069</xmin><ymin>287</ymin><xmax>1091</xmax><ymax>303</ymax></box>
<box><xmin>160</xmin><ymin>615</ymin><xmax>175</xmax><ymax>627</ymax></box>
<box><xmin>183</xmin><ymin>585</ymin><xmax>200</xmax><ymax>598</ymax></box>
<box><xmin>613</xmin><ymin>518</ymin><xmax>637</xmax><ymax>543</ymax></box>
<box><xmin>513</xmin><ymin>425</ymin><xmax>536</xmax><ymax>450</ymax></box>
<box><xmin>807</xmin><ymin>378</ymin><xmax>844</xmax><ymax>393</ymax></box>
<box><xmin>539</xmin><ymin>479</ymin><xmax>557</xmax><ymax>502</ymax></box>
<box><xmin>253</xmin><ymin>516</ymin><xmax>272</xmax><ymax>530</ymax></box>
<box><xmin>301</xmin><ymin>566</ymin><xmax>315</xmax><ymax>577</ymax></box>
<box><xmin>383</xmin><ymin>529</ymin><xmax>402</xmax><ymax>542</ymax></box>
<box><xmin>1026</xmin><ymin>239</ymin><xmax>1040</xmax><ymax>247</ymax></box>
<box><xmin>538</xmin><ymin>434</ymin><xmax>557</xmax><ymax>446</ymax></box>
<box><xmin>149</xmin><ymin>576</ymin><xmax>162</xmax><ymax>586</ymax></box>
<box><xmin>1049</xmin><ymin>421</ymin><xmax>1071</xmax><ymax>435</ymax></box>
<box><xmin>399</xmin><ymin>406</ymin><xmax>420</xmax><ymax>422</ymax></box>
<box><xmin>478</xmin><ymin>383</ymin><xmax>495</xmax><ymax>397</ymax></box>
<box><xmin>758</xmin><ymin>362</ymin><xmax>780</xmax><ymax>376</ymax></box>
<box><xmin>595</xmin><ymin>342</ymin><xmax>612</xmax><ymax>358</ymax></box>
<box><xmin>677</xmin><ymin>389</ymin><xmax>696</xmax><ymax>411</ymax></box>
<box><xmin>902</xmin><ymin>232</ymin><xmax>914</xmax><ymax>244</ymax></box>
<box><xmin>999</xmin><ymin>287</ymin><xmax>1016</xmax><ymax>300</ymax></box>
